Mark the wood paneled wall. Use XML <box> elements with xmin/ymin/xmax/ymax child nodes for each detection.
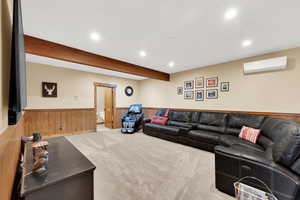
<box><xmin>0</xmin><ymin>115</ymin><xmax>25</xmax><ymax>200</ymax></box>
<box><xmin>115</xmin><ymin>107</ymin><xmax>300</xmax><ymax>128</ymax></box>
<box><xmin>24</xmin><ymin>108</ymin><xmax>96</xmax><ymax>137</ymax></box>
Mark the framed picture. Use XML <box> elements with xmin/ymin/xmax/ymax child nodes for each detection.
<box><xmin>206</xmin><ymin>89</ymin><xmax>218</xmax><ymax>99</ymax></box>
<box><xmin>195</xmin><ymin>77</ymin><xmax>204</xmax><ymax>88</ymax></box>
<box><xmin>42</xmin><ymin>82</ymin><xmax>57</xmax><ymax>97</ymax></box>
<box><xmin>184</xmin><ymin>80</ymin><xmax>194</xmax><ymax>90</ymax></box>
<box><xmin>177</xmin><ymin>87</ymin><xmax>183</xmax><ymax>95</ymax></box>
<box><xmin>206</xmin><ymin>77</ymin><xmax>218</xmax><ymax>87</ymax></box>
<box><xmin>221</xmin><ymin>82</ymin><xmax>230</xmax><ymax>92</ymax></box>
<box><xmin>195</xmin><ymin>90</ymin><xmax>204</xmax><ymax>101</ymax></box>
<box><xmin>184</xmin><ymin>91</ymin><xmax>194</xmax><ymax>100</ymax></box>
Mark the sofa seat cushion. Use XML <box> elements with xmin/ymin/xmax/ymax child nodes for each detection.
<box><xmin>167</xmin><ymin>120</ymin><xmax>193</xmax><ymax>129</ymax></box>
<box><xmin>197</xmin><ymin>124</ymin><xmax>225</xmax><ymax>133</ymax></box>
<box><xmin>187</xmin><ymin>130</ymin><xmax>221</xmax><ymax>145</ymax></box>
<box><xmin>215</xmin><ymin>145</ymin><xmax>271</xmax><ymax>165</ymax></box>
<box><xmin>220</xmin><ymin>135</ymin><xmax>264</xmax><ymax>152</ymax></box>
<box><xmin>144</xmin><ymin>123</ymin><xmax>180</xmax><ymax>136</ymax></box>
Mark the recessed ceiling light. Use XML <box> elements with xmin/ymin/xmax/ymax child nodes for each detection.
<box><xmin>168</xmin><ymin>61</ymin><xmax>175</xmax><ymax>67</ymax></box>
<box><xmin>139</xmin><ymin>51</ymin><xmax>147</xmax><ymax>57</ymax></box>
<box><xmin>225</xmin><ymin>8</ymin><xmax>238</xmax><ymax>20</ymax></box>
<box><xmin>90</xmin><ymin>32</ymin><xmax>101</xmax><ymax>41</ymax></box>
<box><xmin>242</xmin><ymin>39</ymin><xmax>253</xmax><ymax>47</ymax></box>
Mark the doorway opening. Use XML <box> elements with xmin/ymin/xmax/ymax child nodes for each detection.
<box><xmin>94</xmin><ymin>82</ymin><xmax>116</xmax><ymax>131</ymax></box>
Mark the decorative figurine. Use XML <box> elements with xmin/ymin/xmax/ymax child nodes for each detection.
<box><xmin>31</xmin><ymin>133</ymin><xmax>49</xmax><ymax>175</ymax></box>
<box><xmin>32</xmin><ymin>132</ymin><xmax>42</xmax><ymax>142</ymax></box>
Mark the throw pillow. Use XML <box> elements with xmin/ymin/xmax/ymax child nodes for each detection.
<box><xmin>151</xmin><ymin>109</ymin><xmax>169</xmax><ymax>125</ymax></box>
<box><xmin>239</xmin><ymin>126</ymin><xmax>261</xmax><ymax>144</ymax></box>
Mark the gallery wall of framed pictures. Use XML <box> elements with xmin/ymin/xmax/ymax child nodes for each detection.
<box><xmin>177</xmin><ymin>76</ymin><xmax>231</xmax><ymax>101</ymax></box>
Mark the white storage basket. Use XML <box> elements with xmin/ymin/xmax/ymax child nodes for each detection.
<box><xmin>234</xmin><ymin>176</ymin><xmax>278</xmax><ymax>200</ymax></box>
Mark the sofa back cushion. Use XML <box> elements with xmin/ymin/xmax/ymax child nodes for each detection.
<box><xmin>169</xmin><ymin>110</ymin><xmax>192</xmax><ymax>122</ymax></box>
<box><xmin>155</xmin><ymin>109</ymin><xmax>169</xmax><ymax>117</ymax></box>
<box><xmin>197</xmin><ymin>112</ymin><xmax>227</xmax><ymax>133</ymax></box>
<box><xmin>261</xmin><ymin>118</ymin><xmax>300</xmax><ymax>167</ymax></box>
<box><xmin>200</xmin><ymin>112</ymin><xmax>227</xmax><ymax>126</ymax></box>
<box><xmin>226</xmin><ymin>113</ymin><xmax>265</xmax><ymax>136</ymax></box>
<box><xmin>190</xmin><ymin>112</ymin><xmax>201</xmax><ymax>123</ymax></box>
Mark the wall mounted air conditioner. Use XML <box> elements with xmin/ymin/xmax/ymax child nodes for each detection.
<box><xmin>243</xmin><ymin>56</ymin><xmax>287</xmax><ymax>74</ymax></box>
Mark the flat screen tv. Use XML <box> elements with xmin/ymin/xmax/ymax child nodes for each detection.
<box><xmin>8</xmin><ymin>0</ymin><xmax>27</xmax><ymax>125</ymax></box>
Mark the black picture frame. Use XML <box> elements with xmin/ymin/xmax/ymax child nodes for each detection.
<box><xmin>42</xmin><ymin>82</ymin><xmax>57</xmax><ymax>98</ymax></box>
<box><xmin>177</xmin><ymin>87</ymin><xmax>183</xmax><ymax>95</ymax></box>
<box><xmin>195</xmin><ymin>77</ymin><xmax>204</xmax><ymax>88</ymax></box>
<box><xmin>184</xmin><ymin>91</ymin><xmax>194</xmax><ymax>100</ymax></box>
<box><xmin>184</xmin><ymin>80</ymin><xmax>194</xmax><ymax>90</ymax></box>
<box><xmin>195</xmin><ymin>90</ymin><xmax>204</xmax><ymax>101</ymax></box>
<box><xmin>221</xmin><ymin>82</ymin><xmax>230</xmax><ymax>92</ymax></box>
<box><xmin>206</xmin><ymin>89</ymin><xmax>218</xmax><ymax>99</ymax></box>
<box><xmin>206</xmin><ymin>77</ymin><xmax>218</xmax><ymax>88</ymax></box>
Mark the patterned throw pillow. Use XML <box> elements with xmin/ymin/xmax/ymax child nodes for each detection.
<box><xmin>239</xmin><ymin>126</ymin><xmax>261</xmax><ymax>144</ymax></box>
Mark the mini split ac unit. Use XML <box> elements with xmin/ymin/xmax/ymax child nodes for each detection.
<box><xmin>243</xmin><ymin>56</ymin><xmax>287</xmax><ymax>74</ymax></box>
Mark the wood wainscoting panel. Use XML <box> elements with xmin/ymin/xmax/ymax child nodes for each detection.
<box><xmin>0</xmin><ymin>115</ymin><xmax>25</xmax><ymax>200</ymax></box>
<box><xmin>115</xmin><ymin>107</ymin><xmax>300</xmax><ymax>128</ymax></box>
<box><xmin>24</xmin><ymin>108</ymin><xmax>96</xmax><ymax>137</ymax></box>
<box><xmin>114</xmin><ymin>107</ymin><xmax>128</xmax><ymax>128</ymax></box>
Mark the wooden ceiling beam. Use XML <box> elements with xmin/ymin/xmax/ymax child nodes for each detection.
<box><xmin>24</xmin><ymin>35</ymin><xmax>170</xmax><ymax>81</ymax></box>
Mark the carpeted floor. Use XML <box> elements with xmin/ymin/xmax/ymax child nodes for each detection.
<box><xmin>66</xmin><ymin>129</ymin><xmax>234</xmax><ymax>200</ymax></box>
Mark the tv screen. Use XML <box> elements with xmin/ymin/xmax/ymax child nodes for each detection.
<box><xmin>8</xmin><ymin>0</ymin><xmax>27</xmax><ymax>125</ymax></box>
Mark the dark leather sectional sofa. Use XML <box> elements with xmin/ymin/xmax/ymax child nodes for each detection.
<box><xmin>143</xmin><ymin>109</ymin><xmax>300</xmax><ymax>200</ymax></box>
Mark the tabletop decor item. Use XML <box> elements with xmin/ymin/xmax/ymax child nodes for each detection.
<box><xmin>32</xmin><ymin>132</ymin><xmax>42</xmax><ymax>142</ymax></box>
<box><xmin>31</xmin><ymin>132</ymin><xmax>49</xmax><ymax>175</ymax></box>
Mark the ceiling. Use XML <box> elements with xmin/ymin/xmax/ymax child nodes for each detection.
<box><xmin>22</xmin><ymin>0</ymin><xmax>300</xmax><ymax>74</ymax></box>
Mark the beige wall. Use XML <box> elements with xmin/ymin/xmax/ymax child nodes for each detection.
<box><xmin>139</xmin><ymin>47</ymin><xmax>300</xmax><ymax>113</ymax></box>
<box><xmin>26</xmin><ymin>62</ymin><xmax>140</xmax><ymax>109</ymax></box>
<box><xmin>0</xmin><ymin>0</ymin><xmax>13</xmax><ymax>133</ymax></box>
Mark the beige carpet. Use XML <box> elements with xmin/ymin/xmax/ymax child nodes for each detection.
<box><xmin>67</xmin><ymin>129</ymin><xmax>234</xmax><ymax>200</ymax></box>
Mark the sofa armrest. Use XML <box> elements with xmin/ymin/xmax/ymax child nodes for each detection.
<box><xmin>143</xmin><ymin>118</ymin><xmax>152</xmax><ymax>124</ymax></box>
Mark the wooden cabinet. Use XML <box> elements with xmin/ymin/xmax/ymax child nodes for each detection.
<box><xmin>21</xmin><ymin>137</ymin><xmax>96</xmax><ymax>200</ymax></box>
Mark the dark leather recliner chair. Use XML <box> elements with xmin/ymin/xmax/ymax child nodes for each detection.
<box><xmin>143</xmin><ymin>109</ymin><xmax>300</xmax><ymax>200</ymax></box>
<box><xmin>121</xmin><ymin>104</ymin><xmax>144</xmax><ymax>133</ymax></box>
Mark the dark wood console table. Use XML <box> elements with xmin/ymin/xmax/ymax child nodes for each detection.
<box><xmin>21</xmin><ymin>137</ymin><xmax>96</xmax><ymax>200</ymax></box>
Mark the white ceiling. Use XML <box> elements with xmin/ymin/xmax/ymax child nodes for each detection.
<box><xmin>22</xmin><ymin>0</ymin><xmax>300</xmax><ymax>74</ymax></box>
<box><xmin>26</xmin><ymin>54</ymin><xmax>147</xmax><ymax>80</ymax></box>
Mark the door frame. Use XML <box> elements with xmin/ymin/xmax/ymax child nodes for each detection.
<box><xmin>94</xmin><ymin>82</ymin><xmax>117</xmax><ymax>128</ymax></box>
